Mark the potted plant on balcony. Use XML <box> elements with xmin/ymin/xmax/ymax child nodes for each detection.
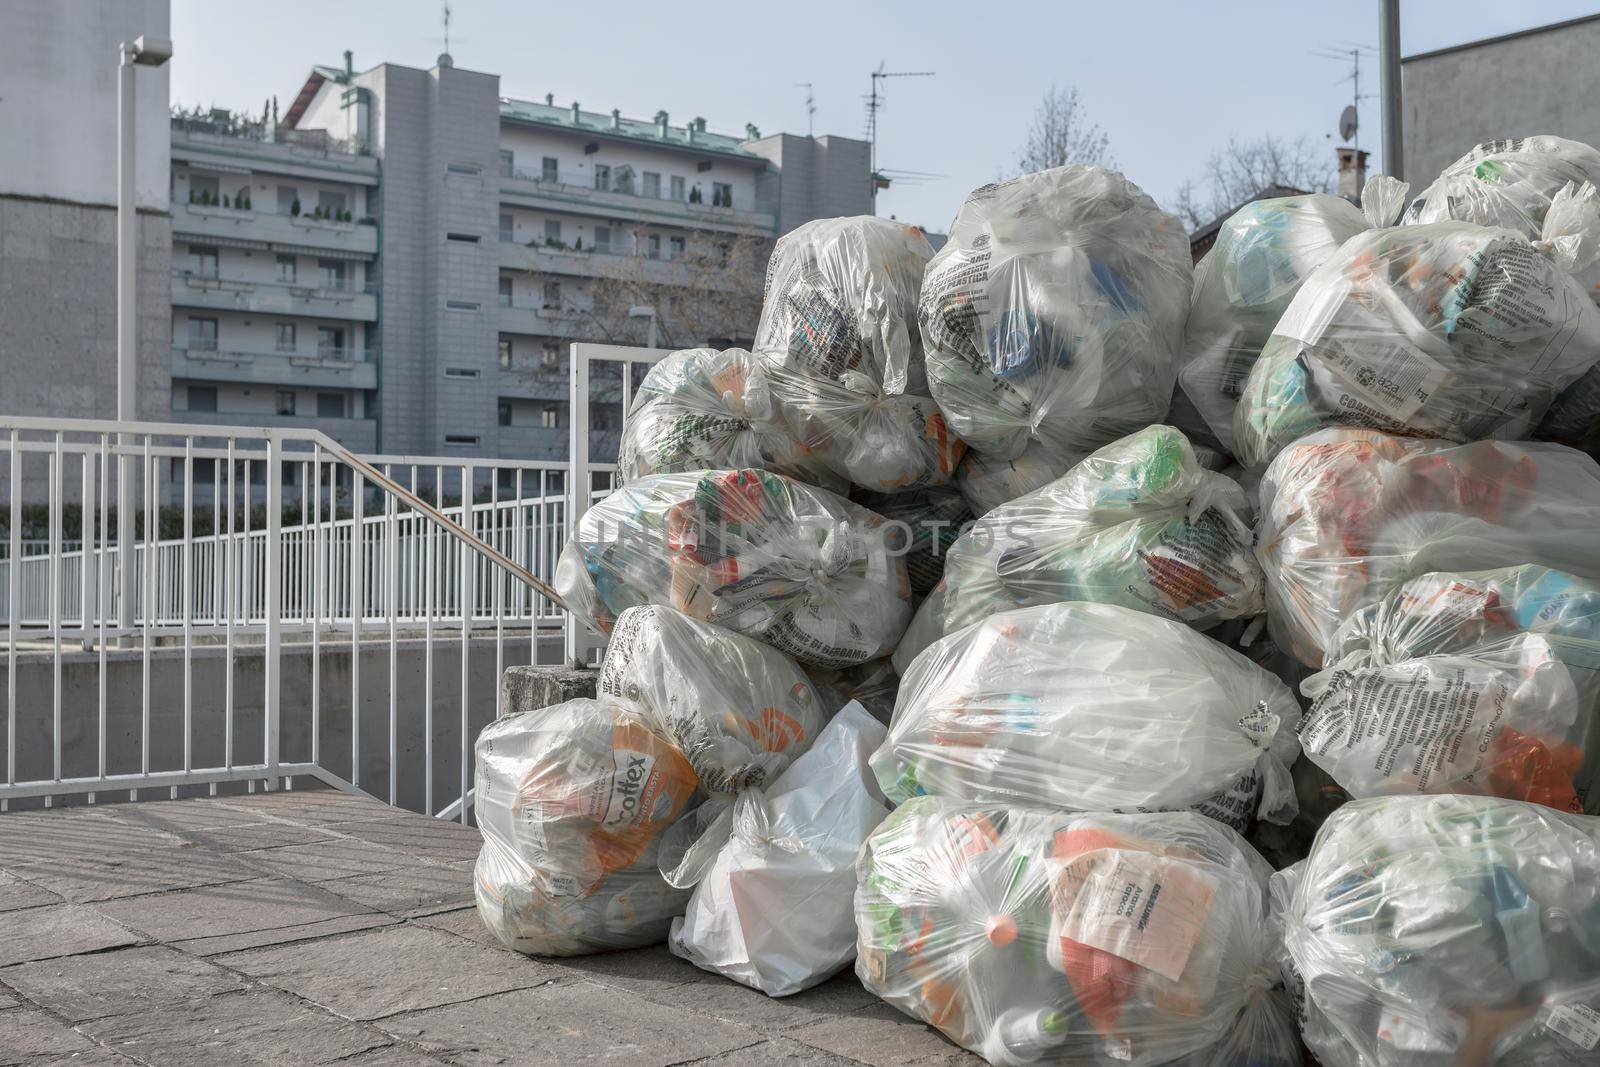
<box><xmin>291</xmin><ymin>197</ymin><xmax>301</xmax><ymax>217</ymax></box>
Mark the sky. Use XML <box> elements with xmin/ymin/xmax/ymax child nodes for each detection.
<box><xmin>169</xmin><ymin>0</ymin><xmax>1600</xmax><ymax>232</ymax></box>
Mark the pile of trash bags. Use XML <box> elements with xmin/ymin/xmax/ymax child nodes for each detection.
<box><xmin>471</xmin><ymin>141</ymin><xmax>1600</xmax><ymax>1064</ymax></box>
<box><xmin>856</xmin><ymin>799</ymin><xmax>1301</xmax><ymax>1065</ymax></box>
<box><xmin>553</xmin><ymin>468</ymin><xmax>912</xmax><ymax>668</ymax></box>
<box><xmin>1256</xmin><ymin>427</ymin><xmax>1600</xmax><ymax>666</ymax></box>
<box><xmin>1278</xmin><ymin>794</ymin><xmax>1600</xmax><ymax>1066</ymax></box>
<box><xmin>919</xmin><ymin>165</ymin><xmax>1193</xmax><ymax>466</ymax></box>
<box><xmin>894</xmin><ymin>425</ymin><xmax>1264</xmax><ymax>670</ymax></box>
<box><xmin>1298</xmin><ymin>565</ymin><xmax>1600</xmax><ymax>812</ymax></box>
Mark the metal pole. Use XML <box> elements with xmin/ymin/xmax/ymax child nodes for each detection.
<box><xmin>116</xmin><ymin>46</ymin><xmax>137</xmax><ymax>642</ymax></box>
<box><xmin>1379</xmin><ymin>0</ymin><xmax>1403</xmax><ymax>180</ymax></box>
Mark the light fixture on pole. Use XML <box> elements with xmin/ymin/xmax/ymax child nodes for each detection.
<box><xmin>117</xmin><ymin>34</ymin><xmax>172</xmax><ymax>640</ymax></box>
<box><xmin>628</xmin><ymin>305</ymin><xmax>658</xmax><ymax>350</ymax></box>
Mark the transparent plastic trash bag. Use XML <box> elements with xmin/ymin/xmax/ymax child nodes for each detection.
<box><xmin>1233</xmin><ymin>216</ymin><xmax>1600</xmax><ymax>470</ymax></box>
<box><xmin>554</xmin><ymin>468</ymin><xmax>912</xmax><ymax>668</ymax></box>
<box><xmin>878</xmin><ymin>602</ymin><xmax>1303</xmax><ymax>833</ymax></box>
<box><xmin>893</xmin><ymin>426</ymin><xmax>1265</xmax><ymax>673</ymax></box>
<box><xmin>918</xmin><ymin>165</ymin><xmax>1193</xmax><ymax>464</ymax></box>
<box><xmin>854</xmin><ymin>482</ymin><xmax>971</xmax><ymax>595</ymax></box>
<box><xmin>855</xmin><ymin>798</ymin><xmax>1302</xmax><ymax>1066</ymax></box>
<box><xmin>597</xmin><ymin>605</ymin><xmax>831</xmax><ymax>796</ymax></box>
<box><xmin>956</xmin><ymin>440</ymin><xmax>1076</xmax><ymax>517</ymax></box>
<box><xmin>473</xmin><ymin>698</ymin><xmax>700</xmax><ymax>956</ymax></box>
<box><xmin>1277</xmin><ymin>794</ymin><xmax>1600</xmax><ymax>1067</ymax></box>
<box><xmin>805</xmin><ymin>658</ymin><xmax>900</xmax><ymax>726</ymax></box>
<box><xmin>1179</xmin><ymin>180</ymin><xmax>1405</xmax><ymax>455</ymax></box>
<box><xmin>666</xmin><ymin>702</ymin><xmax>891</xmax><ymax>997</ymax></box>
<box><xmin>754</xmin><ymin>216</ymin><xmax>965</xmax><ymax>493</ymax></box>
<box><xmin>1299</xmin><ymin>565</ymin><xmax>1600</xmax><ymax>813</ymax></box>
<box><xmin>1256</xmin><ymin>427</ymin><xmax>1600</xmax><ymax>667</ymax></box>
<box><xmin>617</xmin><ymin>347</ymin><xmax>845</xmax><ymax>492</ymax></box>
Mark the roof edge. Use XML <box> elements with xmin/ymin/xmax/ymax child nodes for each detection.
<box><xmin>1403</xmin><ymin>12</ymin><xmax>1600</xmax><ymax>64</ymax></box>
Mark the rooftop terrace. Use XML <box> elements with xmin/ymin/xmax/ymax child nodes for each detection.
<box><xmin>0</xmin><ymin>789</ymin><xmax>978</xmax><ymax>1066</ymax></box>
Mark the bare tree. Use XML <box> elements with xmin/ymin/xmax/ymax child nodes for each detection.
<box><xmin>1015</xmin><ymin>85</ymin><xmax>1115</xmax><ymax>175</ymax></box>
<box><xmin>1171</xmin><ymin>134</ymin><xmax>1334</xmax><ymax>231</ymax></box>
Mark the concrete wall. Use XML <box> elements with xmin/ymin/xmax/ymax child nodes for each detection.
<box><xmin>746</xmin><ymin>133</ymin><xmax>874</xmax><ymax>235</ymax></box>
<box><xmin>1402</xmin><ymin>16</ymin><xmax>1600</xmax><ymax>186</ymax></box>
<box><xmin>0</xmin><ymin>0</ymin><xmax>170</xmax><ymax>211</ymax></box>
<box><xmin>0</xmin><ymin>198</ymin><xmax>171</xmax><ymax>422</ymax></box>
<box><xmin>2</xmin><ymin>635</ymin><xmax>553</xmax><ymax>815</ymax></box>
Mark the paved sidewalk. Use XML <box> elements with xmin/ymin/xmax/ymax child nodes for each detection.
<box><xmin>0</xmin><ymin>790</ymin><xmax>978</xmax><ymax>1066</ymax></box>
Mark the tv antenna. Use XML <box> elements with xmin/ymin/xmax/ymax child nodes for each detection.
<box><xmin>794</xmin><ymin>82</ymin><xmax>816</xmax><ymax>137</ymax></box>
<box><xmin>442</xmin><ymin>0</ymin><xmax>452</xmax><ymax>56</ymax></box>
<box><xmin>865</xmin><ymin>63</ymin><xmax>935</xmax><ymax>205</ymax></box>
<box><xmin>1311</xmin><ymin>43</ymin><xmax>1377</xmax><ymax>150</ymax></box>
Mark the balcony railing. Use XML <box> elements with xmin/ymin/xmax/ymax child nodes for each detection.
<box><xmin>173</xmin><ymin>269</ymin><xmax>375</xmax><ymax>296</ymax></box>
<box><xmin>175</xmin><ymin>343</ymin><xmax>366</xmax><ymax>364</ymax></box>
<box><xmin>500</xmin><ymin>171</ymin><xmax>776</xmax><ymax>232</ymax></box>
<box><xmin>172</xmin><ymin>116</ymin><xmax>371</xmax><ymax>158</ymax></box>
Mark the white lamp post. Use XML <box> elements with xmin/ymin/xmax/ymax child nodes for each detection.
<box><xmin>627</xmin><ymin>305</ymin><xmax>658</xmax><ymax>349</ymax></box>
<box><xmin>117</xmin><ymin>34</ymin><xmax>172</xmax><ymax>637</ymax></box>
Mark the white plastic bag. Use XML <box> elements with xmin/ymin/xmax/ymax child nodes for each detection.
<box><xmin>617</xmin><ymin>347</ymin><xmax>845</xmax><ymax>491</ymax></box>
<box><xmin>878</xmin><ymin>601</ymin><xmax>1303</xmax><ymax>832</ymax></box>
<box><xmin>667</xmin><ymin>702</ymin><xmax>891</xmax><ymax>996</ymax></box>
<box><xmin>919</xmin><ymin>165</ymin><xmax>1193</xmax><ymax>464</ymax></box>
<box><xmin>554</xmin><ymin>468</ymin><xmax>912</xmax><ymax>668</ymax></box>
<box><xmin>597</xmin><ymin>605</ymin><xmax>831</xmax><ymax>795</ymax></box>
<box><xmin>472</xmin><ymin>698</ymin><xmax>700</xmax><ymax>956</ymax></box>
<box><xmin>1298</xmin><ymin>565</ymin><xmax>1600</xmax><ymax>813</ymax></box>
<box><xmin>1178</xmin><ymin>181</ymin><xmax>1403</xmax><ymax>454</ymax></box>
<box><xmin>1279</xmin><ymin>794</ymin><xmax>1600</xmax><ymax>1067</ymax></box>
<box><xmin>894</xmin><ymin>426</ymin><xmax>1264</xmax><ymax>673</ymax></box>
<box><xmin>1256</xmin><ymin>427</ymin><xmax>1600</xmax><ymax>666</ymax></box>
<box><xmin>1233</xmin><ymin>217</ymin><xmax>1600</xmax><ymax>470</ymax></box>
<box><xmin>856</xmin><ymin>798</ymin><xmax>1302</xmax><ymax>1065</ymax></box>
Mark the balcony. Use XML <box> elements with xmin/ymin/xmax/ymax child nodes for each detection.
<box><xmin>171</xmin><ymin>343</ymin><xmax>378</xmax><ymax>390</ymax></box>
<box><xmin>171</xmin><ymin>269</ymin><xmax>378</xmax><ymax>321</ymax></box>
<box><xmin>171</xmin><ymin>407</ymin><xmax>378</xmax><ymax>451</ymax></box>
<box><xmin>494</xmin><ymin>303</ymin><xmax>600</xmax><ymax>341</ymax></box>
<box><xmin>171</xmin><ymin>201</ymin><xmax>378</xmax><ymax>257</ymax></box>
<box><xmin>171</xmin><ymin>117</ymin><xmax>380</xmax><ymax>184</ymax></box>
<box><xmin>497</xmin><ymin>240</ymin><xmax>720</xmax><ymax>288</ymax></box>
<box><xmin>499</xmin><ymin>172</ymin><xmax>776</xmax><ymax>235</ymax></box>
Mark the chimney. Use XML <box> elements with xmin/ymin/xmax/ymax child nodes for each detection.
<box><xmin>610</xmin><ymin>108</ymin><xmax>621</xmax><ymax>130</ymax></box>
<box><xmin>655</xmin><ymin>110</ymin><xmax>669</xmax><ymax>139</ymax></box>
<box><xmin>545</xmin><ymin>92</ymin><xmax>554</xmax><ymax>106</ymax></box>
<box><xmin>1338</xmin><ymin>146</ymin><xmax>1370</xmax><ymax>201</ymax></box>
<box><xmin>571</xmin><ymin>101</ymin><xmax>581</xmax><ymax>125</ymax></box>
<box><xmin>744</xmin><ymin>123</ymin><xmax>760</xmax><ymax>141</ymax></box>
<box><xmin>343</xmin><ymin>50</ymin><xmax>353</xmax><ymax>80</ymax></box>
<box><xmin>693</xmin><ymin>116</ymin><xmax>707</xmax><ymax>133</ymax></box>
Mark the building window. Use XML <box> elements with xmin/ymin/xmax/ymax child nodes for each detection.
<box><xmin>647</xmin><ymin>234</ymin><xmax>661</xmax><ymax>260</ymax></box>
<box><xmin>669</xmin><ymin>235</ymin><xmax>686</xmax><ymax>260</ymax></box>
<box><xmin>544</xmin><ymin>219</ymin><xmax>561</xmax><ymax>245</ymax></box>
<box><xmin>446</xmin><ymin>232</ymin><xmax>481</xmax><ymax>244</ymax></box>
<box><xmin>446</xmin><ymin>299</ymin><xmax>481</xmax><ymax>311</ymax></box>
<box><xmin>499</xmin><ymin>149</ymin><xmax>514</xmax><ymax>178</ymax></box>
<box><xmin>317</xmin><ymin>393</ymin><xmax>345</xmax><ymax>418</ymax></box>
<box><xmin>642</xmin><ymin>171</ymin><xmax>661</xmax><ymax>199</ymax></box>
<box><xmin>318</xmin><ymin>259</ymin><xmax>347</xmax><ymax>291</ymax></box>
<box><xmin>189</xmin><ymin>175</ymin><xmax>219</xmax><ymax>204</ymax></box>
<box><xmin>593</xmin><ymin>164</ymin><xmax>611</xmax><ymax>192</ymax></box>
<box><xmin>499</xmin><ymin>337</ymin><xmax>512</xmax><ymax>368</ymax></box>
<box><xmin>277</xmin><ymin>186</ymin><xmax>298</xmax><ymax>215</ymax></box>
<box><xmin>712</xmin><ymin>182</ymin><xmax>733</xmax><ymax>208</ymax></box>
<box><xmin>318</xmin><ymin>326</ymin><xmax>346</xmax><ymax>359</ymax></box>
<box><xmin>539</xmin><ymin>404</ymin><xmax>560</xmax><ymax>429</ymax></box>
<box><xmin>276</xmin><ymin>254</ymin><xmax>297</xmax><ymax>283</ymax></box>
<box><xmin>190</xmin><ymin>245</ymin><xmax>218</xmax><ymax>279</ymax></box>
<box><xmin>541</xmin><ymin>342</ymin><xmax>561</xmax><ymax>370</ymax></box>
<box><xmin>187</xmin><ymin>385</ymin><xmax>218</xmax><ymax>412</ymax></box>
<box><xmin>444</xmin><ymin>367</ymin><xmax>480</xmax><ymax>380</ymax></box>
<box><xmin>445</xmin><ymin>434</ymin><xmax>480</xmax><ymax>447</ymax></box>
<box><xmin>542</xmin><ymin>279</ymin><xmax>561</xmax><ymax>308</ymax></box>
<box><xmin>594</xmin><ymin>225</ymin><xmax>611</xmax><ymax>254</ymax></box>
<box><xmin>541</xmin><ymin>156</ymin><xmax>559</xmax><ymax>183</ymax></box>
<box><xmin>500</xmin><ymin>214</ymin><xmax>514</xmax><ymax>242</ymax></box>
<box><xmin>446</xmin><ymin>162</ymin><xmax>481</xmax><ymax>175</ymax></box>
<box><xmin>614</xmin><ymin>166</ymin><xmax>635</xmax><ymax>195</ymax></box>
<box><xmin>499</xmin><ymin>276</ymin><xmax>513</xmax><ymax>307</ymax></box>
<box><xmin>318</xmin><ymin>191</ymin><xmax>348</xmax><ymax>216</ymax></box>
<box><xmin>669</xmin><ymin>175</ymin><xmax>685</xmax><ymax>201</ymax></box>
<box><xmin>187</xmin><ymin>317</ymin><xmax>218</xmax><ymax>352</ymax></box>
<box><xmin>498</xmin><ymin>400</ymin><xmax>512</xmax><ymax>427</ymax></box>
<box><xmin>276</xmin><ymin>390</ymin><xmax>297</xmax><ymax>416</ymax></box>
<box><xmin>275</xmin><ymin>323</ymin><xmax>296</xmax><ymax>353</ymax></box>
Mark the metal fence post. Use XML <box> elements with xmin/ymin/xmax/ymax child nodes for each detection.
<box><xmin>264</xmin><ymin>436</ymin><xmax>282</xmax><ymax>785</ymax></box>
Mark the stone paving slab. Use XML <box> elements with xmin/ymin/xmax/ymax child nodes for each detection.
<box><xmin>0</xmin><ymin>790</ymin><xmax>983</xmax><ymax>1066</ymax></box>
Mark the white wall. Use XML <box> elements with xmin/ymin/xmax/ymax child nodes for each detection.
<box><xmin>0</xmin><ymin>0</ymin><xmax>170</xmax><ymax>208</ymax></box>
<box><xmin>498</xmin><ymin>125</ymin><xmax>760</xmax><ymax>211</ymax></box>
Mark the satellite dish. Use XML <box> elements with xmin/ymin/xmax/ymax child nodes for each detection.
<box><xmin>1339</xmin><ymin>105</ymin><xmax>1359</xmax><ymax>143</ymax></box>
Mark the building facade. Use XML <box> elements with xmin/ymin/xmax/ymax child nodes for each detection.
<box><xmin>1402</xmin><ymin>14</ymin><xmax>1600</xmax><ymax>186</ymax></box>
